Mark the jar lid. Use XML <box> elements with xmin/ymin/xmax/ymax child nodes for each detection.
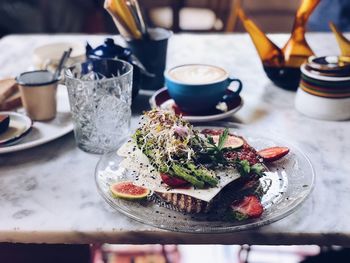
<box><xmin>305</xmin><ymin>56</ymin><xmax>350</xmax><ymax>77</ymax></box>
<box><xmin>301</xmin><ymin>64</ymin><xmax>350</xmax><ymax>82</ymax></box>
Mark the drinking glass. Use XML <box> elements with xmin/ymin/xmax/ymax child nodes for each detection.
<box><xmin>65</xmin><ymin>58</ymin><xmax>133</xmax><ymax>154</ymax></box>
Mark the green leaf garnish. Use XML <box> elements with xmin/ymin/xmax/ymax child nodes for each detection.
<box><xmin>217</xmin><ymin>128</ymin><xmax>229</xmax><ymax>150</ymax></box>
<box><xmin>235</xmin><ymin>160</ymin><xmax>266</xmax><ymax>177</ymax></box>
<box><xmin>237</xmin><ymin>160</ymin><xmax>251</xmax><ymax>175</ymax></box>
<box><xmin>251</xmin><ymin>163</ymin><xmax>265</xmax><ymax>176</ymax></box>
<box><xmin>225</xmin><ymin>211</ymin><xmax>248</xmax><ymax>221</ymax></box>
<box><xmin>207</xmin><ymin>136</ymin><xmax>216</xmax><ymax>146</ymax></box>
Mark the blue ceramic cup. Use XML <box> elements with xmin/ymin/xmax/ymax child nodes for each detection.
<box><xmin>165</xmin><ymin>64</ymin><xmax>242</xmax><ymax>113</ymax></box>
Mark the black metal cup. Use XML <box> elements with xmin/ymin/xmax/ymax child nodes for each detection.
<box><xmin>127</xmin><ymin>28</ymin><xmax>172</xmax><ymax>90</ymax></box>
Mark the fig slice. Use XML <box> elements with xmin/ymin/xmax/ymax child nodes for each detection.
<box><xmin>212</xmin><ymin>134</ymin><xmax>244</xmax><ymax>149</ymax></box>
<box><xmin>110</xmin><ymin>181</ymin><xmax>150</xmax><ymax>200</ymax></box>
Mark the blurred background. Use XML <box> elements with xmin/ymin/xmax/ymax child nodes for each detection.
<box><xmin>0</xmin><ymin>0</ymin><xmax>349</xmax><ymax>37</ymax></box>
<box><xmin>2</xmin><ymin>243</ymin><xmax>350</xmax><ymax>263</ymax></box>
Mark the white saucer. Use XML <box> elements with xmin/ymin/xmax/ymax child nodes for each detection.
<box><xmin>149</xmin><ymin>87</ymin><xmax>243</xmax><ymax>122</ymax></box>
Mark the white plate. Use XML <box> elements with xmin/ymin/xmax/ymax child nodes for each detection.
<box><xmin>95</xmin><ymin>123</ymin><xmax>315</xmax><ymax>233</ymax></box>
<box><xmin>0</xmin><ymin>85</ymin><xmax>73</xmax><ymax>154</ymax></box>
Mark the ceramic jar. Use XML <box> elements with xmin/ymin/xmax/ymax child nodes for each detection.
<box><xmin>295</xmin><ymin>56</ymin><xmax>350</xmax><ymax>120</ymax></box>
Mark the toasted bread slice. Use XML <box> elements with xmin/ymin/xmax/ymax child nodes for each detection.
<box><xmin>156</xmin><ymin>192</ymin><xmax>212</xmax><ymax>213</ymax></box>
<box><xmin>0</xmin><ymin>91</ymin><xmax>22</xmax><ymax>110</ymax></box>
<box><xmin>0</xmin><ymin>78</ymin><xmax>17</xmax><ymax>104</ymax></box>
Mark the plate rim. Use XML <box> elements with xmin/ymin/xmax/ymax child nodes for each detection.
<box><xmin>149</xmin><ymin>87</ymin><xmax>244</xmax><ymax>122</ymax></box>
<box><xmin>0</xmin><ymin>122</ymin><xmax>73</xmax><ymax>154</ymax></box>
<box><xmin>0</xmin><ymin>111</ymin><xmax>33</xmax><ymax>145</ymax></box>
<box><xmin>95</xmin><ymin>122</ymin><xmax>316</xmax><ymax>233</ymax></box>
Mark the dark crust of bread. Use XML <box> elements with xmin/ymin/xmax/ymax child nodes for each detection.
<box><xmin>0</xmin><ymin>78</ymin><xmax>17</xmax><ymax>103</ymax></box>
<box><xmin>156</xmin><ymin>192</ymin><xmax>212</xmax><ymax>213</ymax></box>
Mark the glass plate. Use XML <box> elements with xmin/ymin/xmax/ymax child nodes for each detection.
<box><xmin>95</xmin><ymin>123</ymin><xmax>315</xmax><ymax>233</ymax></box>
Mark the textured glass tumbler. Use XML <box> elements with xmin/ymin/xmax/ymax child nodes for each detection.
<box><xmin>65</xmin><ymin>58</ymin><xmax>133</xmax><ymax>154</ymax></box>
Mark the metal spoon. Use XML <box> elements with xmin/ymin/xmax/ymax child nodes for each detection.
<box><xmin>54</xmin><ymin>48</ymin><xmax>72</xmax><ymax>80</ymax></box>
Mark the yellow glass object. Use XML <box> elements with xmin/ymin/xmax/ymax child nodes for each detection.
<box><xmin>104</xmin><ymin>0</ymin><xmax>142</xmax><ymax>39</ymax></box>
<box><xmin>238</xmin><ymin>0</ymin><xmax>320</xmax><ymax>90</ymax></box>
<box><xmin>282</xmin><ymin>0</ymin><xmax>319</xmax><ymax>66</ymax></box>
<box><xmin>329</xmin><ymin>22</ymin><xmax>350</xmax><ymax>57</ymax></box>
<box><xmin>237</xmin><ymin>9</ymin><xmax>283</xmax><ymax>67</ymax></box>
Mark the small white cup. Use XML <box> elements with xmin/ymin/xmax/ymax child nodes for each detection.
<box><xmin>16</xmin><ymin>70</ymin><xmax>59</xmax><ymax>121</ymax></box>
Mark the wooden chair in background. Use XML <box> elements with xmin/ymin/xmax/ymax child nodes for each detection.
<box><xmin>139</xmin><ymin>0</ymin><xmax>183</xmax><ymax>32</ymax></box>
<box><xmin>140</xmin><ymin>0</ymin><xmax>300</xmax><ymax>33</ymax></box>
<box><xmin>140</xmin><ymin>0</ymin><xmax>233</xmax><ymax>32</ymax></box>
<box><xmin>226</xmin><ymin>0</ymin><xmax>300</xmax><ymax>33</ymax></box>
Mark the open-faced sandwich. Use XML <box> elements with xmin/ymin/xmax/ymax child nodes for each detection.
<box><xmin>112</xmin><ymin>109</ymin><xmax>289</xmax><ymax>221</ymax></box>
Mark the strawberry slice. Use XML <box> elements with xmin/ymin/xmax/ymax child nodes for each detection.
<box><xmin>230</xmin><ymin>195</ymin><xmax>263</xmax><ymax>220</ymax></box>
<box><xmin>258</xmin><ymin>147</ymin><xmax>289</xmax><ymax>162</ymax></box>
<box><xmin>160</xmin><ymin>173</ymin><xmax>189</xmax><ymax>188</ymax></box>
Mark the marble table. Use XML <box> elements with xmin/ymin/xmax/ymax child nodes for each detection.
<box><xmin>0</xmin><ymin>33</ymin><xmax>349</xmax><ymax>245</ymax></box>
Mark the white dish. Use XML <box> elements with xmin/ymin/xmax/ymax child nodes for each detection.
<box><xmin>33</xmin><ymin>42</ymin><xmax>85</xmax><ymax>70</ymax></box>
<box><xmin>0</xmin><ymin>85</ymin><xmax>73</xmax><ymax>154</ymax></box>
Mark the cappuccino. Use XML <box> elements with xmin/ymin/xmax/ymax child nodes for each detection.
<box><xmin>168</xmin><ymin>64</ymin><xmax>227</xmax><ymax>85</ymax></box>
<box><xmin>165</xmin><ymin>63</ymin><xmax>242</xmax><ymax>113</ymax></box>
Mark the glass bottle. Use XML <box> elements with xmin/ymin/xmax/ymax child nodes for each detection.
<box><xmin>238</xmin><ymin>0</ymin><xmax>320</xmax><ymax>90</ymax></box>
<box><xmin>329</xmin><ymin>22</ymin><xmax>350</xmax><ymax>57</ymax></box>
<box><xmin>282</xmin><ymin>0</ymin><xmax>320</xmax><ymax>67</ymax></box>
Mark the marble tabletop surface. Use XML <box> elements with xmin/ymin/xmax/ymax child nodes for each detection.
<box><xmin>0</xmin><ymin>33</ymin><xmax>349</xmax><ymax>245</ymax></box>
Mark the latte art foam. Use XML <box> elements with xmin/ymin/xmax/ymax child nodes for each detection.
<box><xmin>168</xmin><ymin>65</ymin><xmax>227</xmax><ymax>84</ymax></box>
